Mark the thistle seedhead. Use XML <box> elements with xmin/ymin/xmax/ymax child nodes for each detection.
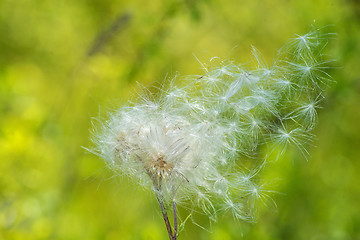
<box><xmin>89</xmin><ymin>28</ymin><xmax>334</xmax><ymax>226</ymax></box>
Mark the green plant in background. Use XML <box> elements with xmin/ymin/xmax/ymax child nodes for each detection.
<box><xmin>89</xmin><ymin>27</ymin><xmax>334</xmax><ymax>239</ymax></box>
<box><xmin>2</xmin><ymin>0</ymin><xmax>360</xmax><ymax>239</ymax></box>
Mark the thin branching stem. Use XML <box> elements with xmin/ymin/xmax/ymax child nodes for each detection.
<box><xmin>156</xmin><ymin>194</ymin><xmax>175</xmax><ymax>240</ymax></box>
<box><xmin>173</xmin><ymin>201</ymin><xmax>178</xmax><ymax>239</ymax></box>
<box><xmin>162</xmin><ymin>211</ymin><xmax>174</xmax><ymax>240</ymax></box>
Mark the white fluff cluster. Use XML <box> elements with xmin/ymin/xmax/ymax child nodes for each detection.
<box><xmin>91</xmin><ymin>28</ymin><xmax>334</xmax><ymax>221</ymax></box>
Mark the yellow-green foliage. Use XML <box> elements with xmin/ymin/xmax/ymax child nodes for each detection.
<box><xmin>0</xmin><ymin>0</ymin><xmax>359</xmax><ymax>239</ymax></box>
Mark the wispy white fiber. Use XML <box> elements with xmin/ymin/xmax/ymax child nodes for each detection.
<box><xmin>89</xmin><ymin>28</ymin><xmax>334</xmax><ymax>222</ymax></box>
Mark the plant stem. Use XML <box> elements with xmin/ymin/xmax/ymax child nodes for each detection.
<box><xmin>145</xmin><ymin>164</ymin><xmax>178</xmax><ymax>240</ymax></box>
<box><xmin>156</xmin><ymin>195</ymin><xmax>175</xmax><ymax>240</ymax></box>
<box><xmin>173</xmin><ymin>201</ymin><xmax>177</xmax><ymax>238</ymax></box>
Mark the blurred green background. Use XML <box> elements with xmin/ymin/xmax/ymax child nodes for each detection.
<box><xmin>1</xmin><ymin>0</ymin><xmax>360</xmax><ymax>239</ymax></box>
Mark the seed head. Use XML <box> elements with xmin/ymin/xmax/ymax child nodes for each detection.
<box><xmin>89</xmin><ymin>27</ymin><xmax>334</xmax><ymax>222</ymax></box>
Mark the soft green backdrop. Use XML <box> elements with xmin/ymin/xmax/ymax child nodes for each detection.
<box><xmin>1</xmin><ymin>0</ymin><xmax>359</xmax><ymax>239</ymax></box>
